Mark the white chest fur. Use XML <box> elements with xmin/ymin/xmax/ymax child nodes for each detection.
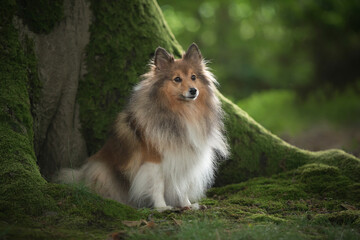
<box><xmin>129</xmin><ymin>124</ymin><xmax>217</xmax><ymax>208</ymax></box>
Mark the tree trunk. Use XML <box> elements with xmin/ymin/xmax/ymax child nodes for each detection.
<box><xmin>1</xmin><ymin>0</ymin><xmax>359</xmax><ymax>226</ymax></box>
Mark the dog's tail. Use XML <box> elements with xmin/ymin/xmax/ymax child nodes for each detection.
<box><xmin>54</xmin><ymin>161</ymin><xmax>130</xmax><ymax>205</ymax></box>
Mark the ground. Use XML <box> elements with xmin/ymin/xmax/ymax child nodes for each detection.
<box><xmin>1</xmin><ymin>162</ymin><xmax>359</xmax><ymax>239</ymax></box>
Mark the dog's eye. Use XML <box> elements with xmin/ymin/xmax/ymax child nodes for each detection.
<box><xmin>174</xmin><ymin>77</ymin><xmax>182</xmax><ymax>82</ymax></box>
<box><xmin>191</xmin><ymin>75</ymin><xmax>196</xmax><ymax>81</ymax></box>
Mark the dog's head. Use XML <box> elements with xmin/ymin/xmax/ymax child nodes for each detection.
<box><xmin>153</xmin><ymin>43</ymin><xmax>211</xmax><ymax>103</ymax></box>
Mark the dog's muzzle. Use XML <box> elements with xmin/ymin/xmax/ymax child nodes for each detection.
<box><xmin>183</xmin><ymin>87</ymin><xmax>199</xmax><ymax>100</ymax></box>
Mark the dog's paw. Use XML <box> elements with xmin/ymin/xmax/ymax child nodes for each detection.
<box><xmin>180</xmin><ymin>203</ymin><xmax>200</xmax><ymax>211</ymax></box>
<box><xmin>155</xmin><ymin>206</ymin><xmax>173</xmax><ymax>212</ymax></box>
<box><xmin>190</xmin><ymin>203</ymin><xmax>200</xmax><ymax>210</ymax></box>
<box><xmin>180</xmin><ymin>206</ymin><xmax>191</xmax><ymax>211</ymax></box>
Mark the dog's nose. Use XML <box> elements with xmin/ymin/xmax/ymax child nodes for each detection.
<box><xmin>189</xmin><ymin>88</ymin><xmax>197</xmax><ymax>95</ymax></box>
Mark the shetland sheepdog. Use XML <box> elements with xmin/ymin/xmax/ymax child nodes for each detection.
<box><xmin>58</xmin><ymin>43</ymin><xmax>229</xmax><ymax>210</ymax></box>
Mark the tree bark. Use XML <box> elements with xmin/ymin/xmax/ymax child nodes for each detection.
<box><xmin>0</xmin><ymin>0</ymin><xmax>359</xmax><ymax>223</ymax></box>
<box><xmin>14</xmin><ymin>0</ymin><xmax>91</xmax><ymax>179</ymax></box>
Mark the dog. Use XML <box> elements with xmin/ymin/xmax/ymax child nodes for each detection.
<box><xmin>58</xmin><ymin>43</ymin><xmax>229</xmax><ymax>211</ymax></box>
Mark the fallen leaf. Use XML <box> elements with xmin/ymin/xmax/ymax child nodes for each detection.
<box><xmin>122</xmin><ymin>220</ymin><xmax>142</xmax><ymax>227</ymax></box>
<box><xmin>108</xmin><ymin>231</ymin><xmax>127</xmax><ymax>240</ymax></box>
<box><xmin>145</xmin><ymin>220</ymin><xmax>156</xmax><ymax>228</ymax></box>
<box><xmin>199</xmin><ymin>204</ymin><xmax>207</xmax><ymax>210</ymax></box>
<box><xmin>341</xmin><ymin>203</ymin><xmax>357</xmax><ymax>210</ymax></box>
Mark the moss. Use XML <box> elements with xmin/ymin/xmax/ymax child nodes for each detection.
<box><xmin>200</xmin><ymin>198</ymin><xmax>219</xmax><ymax>206</ymax></box>
<box><xmin>16</xmin><ymin>0</ymin><xmax>64</xmax><ymax>34</ymax></box>
<box><xmin>201</xmin><ymin>161</ymin><xmax>360</xmax><ymax>238</ymax></box>
<box><xmin>295</xmin><ymin>163</ymin><xmax>358</xmax><ymax>200</ymax></box>
<box><xmin>208</xmin><ymin>163</ymin><xmax>360</xmax><ymax>203</ymax></box>
<box><xmin>313</xmin><ymin>210</ymin><xmax>360</xmax><ymax>227</ymax></box>
<box><xmin>78</xmin><ymin>0</ymin><xmax>183</xmax><ymax>154</ymax></box>
<box><xmin>42</xmin><ymin>184</ymin><xmax>142</xmax><ymax>229</ymax></box>
<box><xmin>208</xmin><ymin>177</ymin><xmax>308</xmax><ymax>202</ymax></box>
<box><xmin>310</xmin><ymin>149</ymin><xmax>360</xmax><ymax>182</ymax></box>
<box><xmin>209</xmin><ymin>166</ymin><xmax>359</xmax><ymax>215</ymax></box>
<box><xmin>194</xmin><ymin>169</ymin><xmax>360</xmax><ymax>238</ymax></box>
<box><xmin>0</xmin><ymin>183</ymin><xmax>144</xmax><ymax>239</ymax></box>
<box><xmin>0</xmin><ymin>2</ymin><xmax>55</xmax><ymax>219</ymax></box>
<box><xmin>0</xmin><ymin>223</ymin><xmax>103</xmax><ymax>240</ymax></box>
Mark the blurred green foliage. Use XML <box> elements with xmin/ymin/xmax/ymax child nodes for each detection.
<box><xmin>237</xmin><ymin>86</ymin><xmax>360</xmax><ymax>136</ymax></box>
<box><xmin>158</xmin><ymin>0</ymin><xmax>360</xmax><ymax>100</ymax></box>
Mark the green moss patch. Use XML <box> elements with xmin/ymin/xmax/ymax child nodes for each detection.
<box><xmin>311</xmin><ymin>149</ymin><xmax>360</xmax><ymax>182</ymax></box>
<box><xmin>0</xmin><ymin>183</ymin><xmax>144</xmax><ymax>239</ymax></box>
<box><xmin>210</xmin><ymin>163</ymin><xmax>359</xmax><ymax>206</ymax></box>
<box><xmin>294</xmin><ymin>163</ymin><xmax>358</xmax><ymax>200</ymax></box>
<box><xmin>313</xmin><ymin>210</ymin><xmax>360</xmax><ymax>227</ymax></box>
<box><xmin>0</xmin><ymin>2</ymin><xmax>54</xmax><ymax>219</ymax></box>
<box><xmin>44</xmin><ymin>183</ymin><xmax>141</xmax><ymax>228</ymax></box>
<box><xmin>205</xmin><ymin>162</ymin><xmax>360</xmax><ymax>231</ymax></box>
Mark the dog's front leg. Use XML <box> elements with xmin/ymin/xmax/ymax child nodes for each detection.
<box><xmin>179</xmin><ymin>196</ymin><xmax>200</xmax><ymax>210</ymax></box>
<box><xmin>179</xmin><ymin>196</ymin><xmax>191</xmax><ymax>208</ymax></box>
<box><xmin>130</xmin><ymin>162</ymin><xmax>172</xmax><ymax>211</ymax></box>
<box><xmin>152</xmin><ymin>177</ymin><xmax>172</xmax><ymax>212</ymax></box>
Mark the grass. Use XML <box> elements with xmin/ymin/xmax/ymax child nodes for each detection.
<box><xmin>125</xmin><ymin>217</ymin><xmax>359</xmax><ymax>240</ymax></box>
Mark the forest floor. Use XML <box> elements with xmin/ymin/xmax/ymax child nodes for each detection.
<box><xmin>111</xmin><ymin>172</ymin><xmax>360</xmax><ymax>240</ymax></box>
<box><xmin>1</xmin><ymin>162</ymin><xmax>360</xmax><ymax>240</ymax></box>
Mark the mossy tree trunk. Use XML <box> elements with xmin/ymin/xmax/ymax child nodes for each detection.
<box><xmin>1</xmin><ymin>0</ymin><xmax>359</xmax><ymax>226</ymax></box>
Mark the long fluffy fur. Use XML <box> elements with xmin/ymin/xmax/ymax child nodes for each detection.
<box><xmin>57</xmin><ymin>43</ymin><xmax>229</xmax><ymax>209</ymax></box>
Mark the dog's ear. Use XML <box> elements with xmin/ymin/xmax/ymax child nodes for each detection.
<box><xmin>184</xmin><ymin>43</ymin><xmax>202</xmax><ymax>63</ymax></box>
<box><xmin>154</xmin><ymin>47</ymin><xmax>174</xmax><ymax>70</ymax></box>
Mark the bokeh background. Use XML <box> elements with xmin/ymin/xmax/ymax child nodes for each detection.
<box><xmin>158</xmin><ymin>0</ymin><xmax>360</xmax><ymax>156</ymax></box>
